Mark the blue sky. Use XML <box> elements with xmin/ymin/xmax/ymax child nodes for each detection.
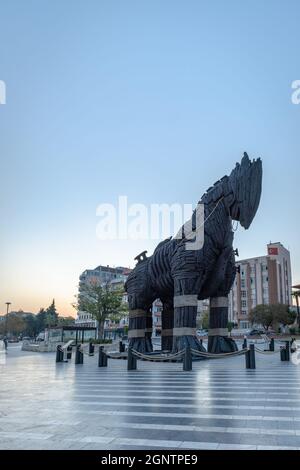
<box><xmin>0</xmin><ymin>0</ymin><xmax>299</xmax><ymax>315</ymax></box>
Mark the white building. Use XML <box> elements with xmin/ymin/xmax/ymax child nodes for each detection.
<box><xmin>76</xmin><ymin>265</ymin><xmax>131</xmax><ymax>328</ymax></box>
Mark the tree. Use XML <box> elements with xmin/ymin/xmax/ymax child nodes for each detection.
<box><xmin>73</xmin><ymin>281</ymin><xmax>127</xmax><ymax>339</ymax></box>
<box><xmin>23</xmin><ymin>314</ymin><xmax>39</xmax><ymax>337</ymax></box>
<box><xmin>249</xmin><ymin>304</ymin><xmax>273</xmax><ymax>330</ymax></box>
<box><xmin>272</xmin><ymin>304</ymin><xmax>296</xmax><ymax>326</ymax></box>
<box><xmin>249</xmin><ymin>303</ymin><xmax>296</xmax><ymax>330</ymax></box>
<box><xmin>227</xmin><ymin>321</ymin><xmax>235</xmax><ymax>334</ymax></box>
<box><xmin>292</xmin><ymin>290</ymin><xmax>300</xmax><ymax>326</ymax></box>
<box><xmin>45</xmin><ymin>299</ymin><xmax>59</xmax><ymax>327</ymax></box>
<box><xmin>0</xmin><ymin>313</ymin><xmax>25</xmax><ymax>337</ymax></box>
<box><xmin>36</xmin><ymin>308</ymin><xmax>47</xmax><ymax>332</ymax></box>
<box><xmin>57</xmin><ymin>316</ymin><xmax>75</xmax><ymax>326</ymax></box>
<box><xmin>200</xmin><ymin>311</ymin><xmax>209</xmax><ymax>330</ymax></box>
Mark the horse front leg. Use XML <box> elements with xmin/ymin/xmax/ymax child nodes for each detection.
<box><xmin>172</xmin><ymin>277</ymin><xmax>206</xmax><ymax>354</ymax></box>
<box><xmin>208</xmin><ymin>296</ymin><xmax>238</xmax><ymax>353</ymax></box>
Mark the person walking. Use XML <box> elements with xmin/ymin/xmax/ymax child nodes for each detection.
<box><xmin>3</xmin><ymin>336</ymin><xmax>8</xmax><ymax>351</ymax></box>
<box><xmin>291</xmin><ymin>338</ymin><xmax>297</xmax><ymax>353</ymax></box>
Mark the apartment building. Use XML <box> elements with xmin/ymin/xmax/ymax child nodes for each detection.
<box><xmin>229</xmin><ymin>242</ymin><xmax>292</xmax><ymax>328</ymax></box>
<box><xmin>76</xmin><ymin>265</ymin><xmax>131</xmax><ymax>327</ymax></box>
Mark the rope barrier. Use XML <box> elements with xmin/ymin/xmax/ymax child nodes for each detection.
<box><xmin>254</xmin><ymin>347</ymin><xmax>280</xmax><ymax>355</ymax></box>
<box><xmin>132</xmin><ymin>349</ymin><xmax>184</xmax><ymax>358</ymax></box>
<box><xmin>131</xmin><ymin>349</ymin><xmax>185</xmax><ymax>361</ymax></box>
<box><xmin>106</xmin><ymin>352</ymin><xmax>127</xmax><ymax>359</ymax></box>
<box><xmin>190</xmin><ymin>348</ymin><xmax>248</xmax><ymax>358</ymax></box>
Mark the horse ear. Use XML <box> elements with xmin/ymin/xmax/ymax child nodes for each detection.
<box><xmin>241</xmin><ymin>152</ymin><xmax>251</xmax><ymax>169</ymax></box>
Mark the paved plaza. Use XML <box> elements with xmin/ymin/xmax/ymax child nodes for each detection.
<box><xmin>1</xmin><ymin>343</ymin><xmax>300</xmax><ymax>450</ymax></box>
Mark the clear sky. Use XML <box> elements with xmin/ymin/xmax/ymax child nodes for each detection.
<box><xmin>0</xmin><ymin>0</ymin><xmax>299</xmax><ymax>316</ymax></box>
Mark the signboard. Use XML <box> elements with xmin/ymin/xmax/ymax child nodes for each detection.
<box><xmin>268</xmin><ymin>247</ymin><xmax>278</xmax><ymax>255</ymax></box>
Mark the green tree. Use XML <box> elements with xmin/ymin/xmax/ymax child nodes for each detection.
<box><xmin>292</xmin><ymin>290</ymin><xmax>300</xmax><ymax>326</ymax></box>
<box><xmin>57</xmin><ymin>316</ymin><xmax>75</xmax><ymax>326</ymax></box>
<box><xmin>249</xmin><ymin>303</ymin><xmax>296</xmax><ymax>330</ymax></box>
<box><xmin>35</xmin><ymin>308</ymin><xmax>47</xmax><ymax>333</ymax></box>
<box><xmin>272</xmin><ymin>304</ymin><xmax>296</xmax><ymax>326</ymax></box>
<box><xmin>45</xmin><ymin>299</ymin><xmax>59</xmax><ymax>327</ymax></box>
<box><xmin>0</xmin><ymin>313</ymin><xmax>26</xmax><ymax>337</ymax></box>
<box><xmin>73</xmin><ymin>281</ymin><xmax>127</xmax><ymax>339</ymax></box>
<box><xmin>249</xmin><ymin>304</ymin><xmax>273</xmax><ymax>330</ymax></box>
<box><xmin>201</xmin><ymin>311</ymin><xmax>209</xmax><ymax>330</ymax></box>
<box><xmin>23</xmin><ymin>314</ymin><xmax>39</xmax><ymax>337</ymax></box>
<box><xmin>227</xmin><ymin>321</ymin><xmax>235</xmax><ymax>334</ymax></box>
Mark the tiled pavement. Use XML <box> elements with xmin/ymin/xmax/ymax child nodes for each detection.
<box><xmin>1</xmin><ymin>343</ymin><xmax>300</xmax><ymax>450</ymax></box>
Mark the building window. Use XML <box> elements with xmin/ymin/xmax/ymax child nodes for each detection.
<box><xmin>241</xmin><ymin>279</ymin><xmax>245</xmax><ymax>288</ymax></box>
<box><xmin>241</xmin><ymin>310</ymin><xmax>247</xmax><ymax>316</ymax></box>
<box><xmin>241</xmin><ymin>291</ymin><xmax>247</xmax><ymax>298</ymax></box>
<box><xmin>241</xmin><ymin>300</ymin><xmax>247</xmax><ymax>308</ymax></box>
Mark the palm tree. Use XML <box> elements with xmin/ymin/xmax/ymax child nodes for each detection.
<box><xmin>292</xmin><ymin>289</ymin><xmax>300</xmax><ymax>327</ymax></box>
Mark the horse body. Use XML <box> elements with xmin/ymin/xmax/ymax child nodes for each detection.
<box><xmin>125</xmin><ymin>153</ymin><xmax>262</xmax><ymax>354</ymax></box>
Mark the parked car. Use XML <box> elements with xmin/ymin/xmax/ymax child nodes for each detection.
<box><xmin>8</xmin><ymin>337</ymin><xmax>19</xmax><ymax>343</ymax></box>
<box><xmin>266</xmin><ymin>330</ymin><xmax>276</xmax><ymax>336</ymax></box>
<box><xmin>196</xmin><ymin>329</ymin><xmax>208</xmax><ymax>337</ymax></box>
<box><xmin>248</xmin><ymin>329</ymin><xmax>265</xmax><ymax>336</ymax></box>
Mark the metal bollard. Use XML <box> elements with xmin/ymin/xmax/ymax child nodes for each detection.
<box><xmin>89</xmin><ymin>342</ymin><xmax>94</xmax><ymax>356</ymax></box>
<box><xmin>280</xmin><ymin>341</ymin><xmax>290</xmax><ymax>362</ymax></box>
<box><xmin>67</xmin><ymin>346</ymin><xmax>72</xmax><ymax>360</ymax></box>
<box><xmin>242</xmin><ymin>338</ymin><xmax>247</xmax><ymax>349</ymax></box>
<box><xmin>56</xmin><ymin>345</ymin><xmax>63</xmax><ymax>363</ymax></box>
<box><xmin>280</xmin><ymin>347</ymin><xmax>286</xmax><ymax>361</ymax></box>
<box><xmin>75</xmin><ymin>345</ymin><xmax>83</xmax><ymax>364</ymax></box>
<box><xmin>183</xmin><ymin>346</ymin><xmax>192</xmax><ymax>371</ymax></box>
<box><xmin>269</xmin><ymin>338</ymin><xmax>275</xmax><ymax>352</ymax></box>
<box><xmin>245</xmin><ymin>344</ymin><xmax>256</xmax><ymax>369</ymax></box>
<box><xmin>127</xmin><ymin>347</ymin><xmax>137</xmax><ymax>370</ymax></box>
<box><xmin>119</xmin><ymin>341</ymin><xmax>125</xmax><ymax>353</ymax></box>
<box><xmin>285</xmin><ymin>341</ymin><xmax>290</xmax><ymax>361</ymax></box>
<box><xmin>98</xmin><ymin>346</ymin><xmax>108</xmax><ymax>367</ymax></box>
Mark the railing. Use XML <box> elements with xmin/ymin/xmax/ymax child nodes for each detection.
<box><xmin>54</xmin><ymin>339</ymin><xmax>292</xmax><ymax>370</ymax></box>
<box><xmin>127</xmin><ymin>345</ymin><xmax>254</xmax><ymax>371</ymax></box>
<box><xmin>56</xmin><ymin>340</ymin><xmax>75</xmax><ymax>363</ymax></box>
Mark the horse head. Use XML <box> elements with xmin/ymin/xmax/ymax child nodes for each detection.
<box><xmin>226</xmin><ymin>152</ymin><xmax>262</xmax><ymax>229</ymax></box>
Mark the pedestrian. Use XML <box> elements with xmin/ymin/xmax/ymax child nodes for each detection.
<box><xmin>291</xmin><ymin>338</ymin><xmax>297</xmax><ymax>354</ymax></box>
<box><xmin>3</xmin><ymin>336</ymin><xmax>8</xmax><ymax>350</ymax></box>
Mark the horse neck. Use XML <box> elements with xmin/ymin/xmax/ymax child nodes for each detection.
<box><xmin>204</xmin><ymin>197</ymin><xmax>232</xmax><ymax>246</ymax></box>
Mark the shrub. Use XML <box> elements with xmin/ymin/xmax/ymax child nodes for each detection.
<box><xmin>89</xmin><ymin>338</ymin><xmax>112</xmax><ymax>344</ymax></box>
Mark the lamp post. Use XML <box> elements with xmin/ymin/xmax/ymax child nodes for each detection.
<box><xmin>5</xmin><ymin>302</ymin><xmax>11</xmax><ymax>337</ymax></box>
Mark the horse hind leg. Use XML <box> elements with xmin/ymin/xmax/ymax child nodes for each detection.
<box><xmin>161</xmin><ymin>299</ymin><xmax>174</xmax><ymax>352</ymax></box>
<box><xmin>208</xmin><ymin>296</ymin><xmax>237</xmax><ymax>353</ymax></box>
<box><xmin>128</xmin><ymin>297</ymin><xmax>153</xmax><ymax>353</ymax></box>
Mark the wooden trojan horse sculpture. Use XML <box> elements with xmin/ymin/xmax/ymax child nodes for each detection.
<box><xmin>125</xmin><ymin>153</ymin><xmax>262</xmax><ymax>354</ymax></box>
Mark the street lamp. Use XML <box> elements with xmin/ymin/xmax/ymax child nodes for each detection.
<box><xmin>5</xmin><ymin>302</ymin><xmax>11</xmax><ymax>337</ymax></box>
